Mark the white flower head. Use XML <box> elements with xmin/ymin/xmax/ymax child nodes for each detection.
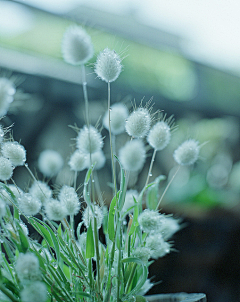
<box><xmin>82</xmin><ymin>204</ymin><xmax>103</xmax><ymax>229</ymax></box>
<box><xmin>95</xmin><ymin>48</ymin><xmax>122</xmax><ymax>83</ymax></box>
<box><xmin>0</xmin><ymin>156</ymin><xmax>13</xmax><ymax>181</ymax></box>
<box><xmin>45</xmin><ymin>198</ymin><xmax>66</xmax><ymax>221</ymax></box>
<box><xmin>103</xmin><ymin>103</ymin><xmax>128</xmax><ymax>135</ymax></box>
<box><xmin>173</xmin><ymin>139</ymin><xmax>200</xmax><ymax>166</ymax></box>
<box><xmin>62</xmin><ymin>25</ymin><xmax>94</xmax><ymax>65</ymax></box>
<box><xmin>38</xmin><ymin>150</ymin><xmax>63</xmax><ymax>177</ymax></box>
<box><xmin>1</xmin><ymin>141</ymin><xmax>26</xmax><ymax>166</ymax></box>
<box><xmin>122</xmin><ymin>190</ymin><xmax>138</xmax><ymax>213</ymax></box>
<box><xmin>119</xmin><ymin>139</ymin><xmax>146</xmax><ymax>172</ymax></box>
<box><xmin>59</xmin><ymin>185</ymin><xmax>80</xmax><ymax>215</ymax></box>
<box><xmin>145</xmin><ymin>233</ymin><xmax>171</xmax><ymax>259</ymax></box>
<box><xmin>15</xmin><ymin>253</ymin><xmax>40</xmax><ymax>282</ymax></box>
<box><xmin>29</xmin><ymin>181</ymin><xmax>52</xmax><ymax>205</ymax></box>
<box><xmin>126</xmin><ymin>108</ymin><xmax>151</xmax><ymax>138</ymax></box>
<box><xmin>0</xmin><ymin>198</ymin><xmax>6</xmax><ymax>219</ymax></box>
<box><xmin>133</xmin><ymin>247</ymin><xmax>151</xmax><ymax>262</ymax></box>
<box><xmin>0</xmin><ymin>77</ymin><xmax>16</xmax><ymax>117</ymax></box>
<box><xmin>86</xmin><ymin>150</ymin><xmax>106</xmax><ymax>170</ymax></box>
<box><xmin>20</xmin><ymin>281</ymin><xmax>47</xmax><ymax>302</ymax></box>
<box><xmin>77</xmin><ymin>125</ymin><xmax>103</xmax><ymax>155</ymax></box>
<box><xmin>147</xmin><ymin>121</ymin><xmax>171</xmax><ymax>151</ymax></box>
<box><xmin>68</xmin><ymin>150</ymin><xmax>87</xmax><ymax>172</ymax></box>
<box><xmin>159</xmin><ymin>216</ymin><xmax>181</xmax><ymax>240</ymax></box>
<box><xmin>138</xmin><ymin>209</ymin><xmax>163</xmax><ymax>233</ymax></box>
<box><xmin>18</xmin><ymin>193</ymin><xmax>41</xmax><ymax>216</ymax></box>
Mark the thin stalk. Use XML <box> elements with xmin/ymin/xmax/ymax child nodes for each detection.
<box><xmin>155</xmin><ymin>165</ymin><xmax>181</xmax><ymax>210</ymax></box>
<box><xmin>73</xmin><ymin>170</ymin><xmax>77</xmax><ymax>190</ymax></box>
<box><xmin>94</xmin><ymin>171</ymin><xmax>104</xmax><ymax>207</ymax></box>
<box><xmin>94</xmin><ymin>216</ymin><xmax>101</xmax><ymax>294</ymax></box>
<box><xmin>24</xmin><ymin>164</ymin><xmax>46</xmax><ymax>198</ymax></box>
<box><xmin>108</xmin><ymin>81</ymin><xmax>118</xmax><ymax>198</ymax></box>
<box><xmin>81</xmin><ymin>64</ymin><xmax>90</xmax><ymax>127</ymax></box>
<box><xmin>117</xmin><ymin>227</ymin><xmax>123</xmax><ymax>302</ymax></box>
<box><xmin>144</xmin><ymin>149</ymin><xmax>157</xmax><ymax>188</ymax></box>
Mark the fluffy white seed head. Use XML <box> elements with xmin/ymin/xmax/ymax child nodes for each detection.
<box><xmin>122</xmin><ymin>190</ymin><xmax>138</xmax><ymax>213</ymax></box>
<box><xmin>126</xmin><ymin>108</ymin><xmax>151</xmax><ymax>138</ymax></box>
<box><xmin>119</xmin><ymin>139</ymin><xmax>146</xmax><ymax>172</ymax></box>
<box><xmin>5</xmin><ymin>221</ymin><xmax>29</xmax><ymax>237</ymax></box>
<box><xmin>38</xmin><ymin>150</ymin><xmax>63</xmax><ymax>177</ymax></box>
<box><xmin>173</xmin><ymin>139</ymin><xmax>200</xmax><ymax>166</ymax></box>
<box><xmin>29</xmin><ymin>181</ymin><xmax>52</xmax><ymax>205</ymax></box>
<box><xmin>68</xmin><ymin>150</ymin><xmax>87</xmax><ymax>172</ymax></box>
<box><xmin>18</xmin><ymin>193</ymin><xmax>41</xmax><ymax>216</ymax></box>
<box><xmin>45</xmin><ymin>198</ymin><xmax>66</xmax><ymax>221</ymax></box>
<box><xmin>59</xmin><ymin>185</ymin><xmax>80</xmax><ymax>215</ymax></box>
<box><xmin>145</xmin><ymin>234</ymin><xmax>171</xmax><ymax>259</ymax></box>
<box><xmin>77</xmin><ymin>125</ymin><xmax>103</xmax><ymax>155</ymax></box>
<box><xmin>147</xmin><ymin>121</ymin><xmax>171</xmax><ymax>150</ymax></box>
<box><xmin>95</xmin><ymin>48</ymin><xmax>122</xmax><ymax>83</ymax></box>
<box><xmin>82</xmin><ymin>205</ymin><xmax>103</xmax><ymax>229</ymax></box>
<box><xmin>86</xmin><ymin>150</ymin><xmax>106</xmax><ymax>170</ymax></box>
<box><xmin>15</xmin><ymin>253</ymin><xmax>40</xmax><ymax>282</ymax></box>
<box><xmin>0</xmin><ymin>156</ymin><xmax>13</xmax><ymax>181</ymax></box>
<box><xmin>133</xmin><ymin>247</ymin><xmax>151</xmax><ymax>262</ymax></box>
<box><xmin>138</xmin><ymin>209</ymin><xmax>163</xmax><ymax>233</ymax></box>
<box><xmin>62</xmin><ymin>25</ymin><xmax>94</xmax><ymax>65</ymax></box>
<box><xmin>20</xmin><ymin>281</ymin><xmax>47</xmax><ymax>302</ymax></box>
<box><xmin>1</xmin><ymin>141</ymin><xmax>26</xmax><ymax>166</ymax></box>
<box><xmin>0</xmin><ymin>198</ymin><xmax>6</xmax><ymax>219</ymax></box>
<box><xmin>0</xmin><ymin>78</ymin><xmax>16</xmax><ymax>117</ymax></box>
<box><xmin>103</xmin><ymin>103</ymin><xmax>128</xmax><ymax>135</ymax></box>
<box><xmin>159</xmin><ymin>216</ymin><xmax>180</xmax><ymax>240</ymax></box>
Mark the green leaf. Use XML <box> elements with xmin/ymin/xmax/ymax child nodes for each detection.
<box><xmin>16</xmin><ymin>220</ymin><xmax>29</xmax><ymax>253</ymax></box>
<box><xmin>128</xmin><ymin>197</ymin><xmax>139</xmax><ymax>237</ymax></box>
<box><xmin>146</xmin><ymin>175</ymin><xmax>166</xmax><ymax>210</ymax></box>
<box><xmin>135</xmin><ymin>296</ymin><xmax>147</xmax><ymax>302</ymax></box>
<box><xmin>28</xmin><ymin>217</ymin><xmax>60</xmax><ymax>262</ymax></box>
<box><xmin>108</xmin><ymin>192</ymin><xmax>118</xmax><ymax>241</ymax></box>
<box><xmin>114</xmin><ymin>155</ymin><xmax>126</xmax><ymax>211</ymax></box>
<box><xmin>86</xmin><ymin>222</ymin><xmax>95</xmax><ymax>259</ymax></box>
<box><xmin>83</xmin><ymin>165</ymin><xmax>95</xmax><ymax>208</ymax></box>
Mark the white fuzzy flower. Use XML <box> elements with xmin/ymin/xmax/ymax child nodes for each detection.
<box><xmin>18</xmin><ymin>193</ymin><xmax>41</xmax><ymax>216</ymax></box>
<box><xmin>159</xmin><ymin>216</ymin><xmax>180</xmax><ymax>240</ymax></box>
<box><xmin>20</xmin><ymin>281</ymin><xmax>47</xmax><ymax>302</ymax></box>
<box><xmin>137</xmin><ymin>279</ymin><xmax>154</xmax><ymax>296</ymax></box>
<box><xmin>1</xmin><ymin>141</ymin><xmax>26</xmax><ymax>166</ymax></box>
<box><xmin>147</xmin><ymin>121</ymin><xmax>171</xmax><ymax>150</ymax></box>
<box><xmin>126</xmin><ymin>108</ymin><xmax>151</xmax><ymax>138</ymax></box>
<box><xmin>95</xmin><ymin>48</ymin><xmax>122</xmax><ymax>83</ymax></box>
<box><xmin>0</xmin><ymin>198</ymin><xmax>6</xmax><ymax>218</ymax></box>
<box><xmin>29</xmin><ymin>181</ymin><xmax>52</xmax><ymax>205</ymax></box>
<box><xmin>62</xmin><ymin>25</ymin><xmax>94</xmax><ymax>65</ymax></box>
<box><xmin>133</xmin><ymin>247</ymin><xmax>151</xmax><ymax>262</ymax></box>
<box><xmin>86</xmin><ymin>150</ymin><xmax>106</xmax><ymax>170</ymax></box>
<box><xmin>122</xmin><ymin>190</ymin><xmax>138</xmax><ymax>213</ymax></box>
<box><xmin>38</xmin><ymin>150</ymin><xmax>63</xmax><ymax>177</ymax></box>
<box><xmin>45</xmin><ymin>198</ymin><xmax>66</xmax><ymax>221</ymax></box>
<box><xmin>0</xmin><ymin>78</ymin><xmax>16</xmax><ymax>117</ymax></box>
<box><xmin>68</xmin><ymin>150</ymin><xmax>87</xmax><ymax>172</ymax></box>
<box><xmin>138</xmin><ymin>209</ymin><xmax>163</xmax><ymax>233</ymax></box>
<box><xmin>82</xmin><ymin>205</ymin><xmax>103</xmax><ymax>229</ymax></box>
<box><xmin>103</xmin><ymin>103</ymin><xmax>128</xmax><ymax>135</ymax></box>
<box><xmin>145</xmin><ymin>234</ymin><xmax>171</xmax><ymax>259</ymax></box>
<box><xmin>119</xmin><ymin>139</ymin><xmax>146</xmax><ymax>172</ymax></box>
<box><xmin>59</xmin><ymin>185</ymin><xmax>80</xmax><ymax>215</ymax></box>
<box><xmin>0</xmin><ymin>156</ymin><xmax>13</xmax><ymax>181</ymax></box>
<box><xmin>77</xmin><ymin>125</ymin><xmax>103</xmax><ymax>155</ymax></box>
<box><xmin>173</xmin><ymin>139</ymin><xmax>200</xmax><ymax>166</ymax></box>
<box><xmin>6</xmin><ymin>221</ymin><xmax>29</xmax><ymax>237</ymax></box>
<box><xmin>15</xmin><ymin>253</ymin><xmax>40</xmax><ymax>282</ymax></box>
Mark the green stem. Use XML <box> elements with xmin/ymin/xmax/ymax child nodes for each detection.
<box><xmin>81</xmin><ymin>64</ymin><xmax>90</xmax><ymax>127</ymax></box>
<box><xmin>108</xmin><ymin>81</ymin><xmax>118</xmax><ymax>198</ymax></box>
<box><xmin>144</xmin><ymin>149</ymin><xmax>157</xmax><ymax>188</ymax></box>
<box><xmin>94</xmin><ymin>217</ymin><xmax>101</xmax><ymax>295</ymax></box>
<box><xmin>155</xmin><ymin>165</ymin><xmax>181</xmax><ymax>210</ymax></box>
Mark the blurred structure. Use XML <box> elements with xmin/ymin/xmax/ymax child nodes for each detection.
<box><xmin>1</xmin><ymin>1</ymin><xmax>240</xmax><ymax>301</ymax></box>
